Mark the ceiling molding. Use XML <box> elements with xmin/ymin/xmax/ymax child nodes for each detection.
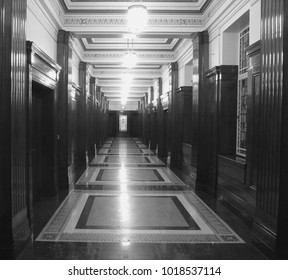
<box><xmin>63</xmin><ymin>16</ymin><xmax>203</xmax><ymax>27</ymax></box>
<box><xmin>59</xmin><ymin>0</ymin><xmax>213</xmax><ymax>14</ymax></box>
<box><xmin>97</xmin><ymin>79</ymin><xmax>153</xmax><ymax>87</ymax></box>
<box><xmin>93</xmin><ymin>69</ymin><xmax>162</xmax><ymax>78</ymax></box>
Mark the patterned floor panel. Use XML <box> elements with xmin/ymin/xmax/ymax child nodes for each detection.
<box><xmin>90</xmin><ymin>155</ymin><xmax>165</xmax><ymax>167</ymax></box>
<box><xmin>76</xmin><ymin>167</ymin><xmax>186</xmax><ymax>186</ymax></box>
<box><xmin>36</xmin><ymin>190</ymin><xmax>244</xmax><ymax>244</ymax></box>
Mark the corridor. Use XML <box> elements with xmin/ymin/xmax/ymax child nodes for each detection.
<box><xmin>18</xmin><ymin>137</ymin><xmax>265</xmax><ymax>260</ymax></box>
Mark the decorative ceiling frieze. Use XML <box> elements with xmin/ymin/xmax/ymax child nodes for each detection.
<box><xmin>59</xmin><ymin>0</ymin><xmax>213</xmax><ymax>14</ymax></box>
<box><xmin>64</xmin><ymin>16</ymin><xmax>203</xmax><ymax>26</ymax></box>
<box><xmin>51</xmin><ymin>0</ymin><xmax>217</xmax><ymax>105</ymax></box>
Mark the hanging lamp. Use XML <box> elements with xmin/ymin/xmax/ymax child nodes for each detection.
<box><xmin>127</xmin><ymin>3</ymin><xmax>148</xmax><ymax>34</ymax></box>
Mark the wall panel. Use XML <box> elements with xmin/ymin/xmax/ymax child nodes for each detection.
<box><xmin>0</xmin><ymin>0</ymin><xmax>29</xmax><ymax>258</ymax></box>
<box><xmin>251</xmin><ymin>0</ymin><xmax>287</xmax><ymax>257</ymax></box>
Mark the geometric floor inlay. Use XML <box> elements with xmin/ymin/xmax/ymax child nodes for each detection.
<box><xmin>36</xmin><ymin>190</ymin><xmax>245</xmax><ymax>244</ymax></box>
<box><xmin>96</xmin><ymin>169</ymin><xmax>165</xmax><ymax>182</ymax></box>
<box><xmin>76</xmin><ymin>167</ymin><xmax>186</xmax><ymax>186</ymax></box>
<box><xmin>90</xmin><ymin>155</ymin><xmax>165</xmax><ymax>166</ymax></box>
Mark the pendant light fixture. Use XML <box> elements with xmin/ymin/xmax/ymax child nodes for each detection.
<box><xmin>127</xmin><ymin>2</ymin><xmax>148</xmax><ymax>34</ymax></box>
<box><xmin>123</xmin><ymin>38</ymin><xmax>137</xmax><ymax>68</ymax></box>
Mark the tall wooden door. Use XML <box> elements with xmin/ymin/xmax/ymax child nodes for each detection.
<box><xmin>32</xmin><ymin>82</ymin><xmax>55</xmax><ymax>202</ymax></box>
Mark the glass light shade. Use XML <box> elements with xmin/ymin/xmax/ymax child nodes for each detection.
<box><xmin>122</xmin><ymin>73</ymin><xmax>133</xmax><ymax>84</ymax></box>
<box><xmin>123</xmin><ymin>52</ymin><xmax>137</xmax><ymax>68</ymax></box>
<box><xmin>121</xmin><ymin>94</ymin><xmax>127</xmax><ymax>105</ymax></box>
<box><xmin>121</xmin><ymin>98</ymin><xmax>127</xmax><ymax>106</ymax></box>
<box><xmin>127</xmin><ymin>4</ymin><xmax>148</xmax><ymax>33</ymax></box>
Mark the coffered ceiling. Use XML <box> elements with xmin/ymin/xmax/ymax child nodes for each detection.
<box><xmin>57</xmin><ymin>0</ymin><xmax>213</xmax><ymax>104</ymax></box>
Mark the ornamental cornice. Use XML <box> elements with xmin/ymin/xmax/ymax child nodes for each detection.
<box><xmin>97</xmin><ymin>80</ymin><xmax>153</xmax><ymax>86</ymax></box>
<box><xmin>84</xmin><ymin>53</ymin><xmax>175</xmax><ymax>60</ymax></box>
<box><xmin>64</xmin><ymin>16</ymin><xmax>203</xmax><ymax>26</ymax></box>
<box><xmin>93</xmin><ymin>70</ymin><xmax>162</xmax><ymax>76</ymax></box>
<box><xmin>102</xmin><ymin>87</ymin><xmax>148</xmax><ymax>92</ymax></box>
<box><xmin>202</xmin><ymin>0</ymin><xmax>226</xmax><ymax>25</ymax></box>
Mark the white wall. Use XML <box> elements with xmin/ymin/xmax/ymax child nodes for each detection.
<box><xmin>209</xmin><ymin>34</ymin><xmax>221</xmax><ymax>68</ymax></box>
<box><xmin>184</xmin><ymin>62</ymin><xmax>193</xmax><ymax>86</ymax></box>
<box><xmin>109</xmin><ymin>101</ymin><xmax>138</xmax><ymax>111</ymax></box>
<box><xmin>72</xmin><ymin>52</ymin><xmax>80</xmax><ymax>86</ymax></box>
<box><xmin>175</xmin><ymin>39</ymin><xmax>193</xmax><ymax>87</ymax></box>
<box><xmin>222</xmin><ymin>32</ymin><xmax>239</xmax><ymax>65</ymax></box>
<box><xmin>26</xmin><ymin>0</ymin><xmax>58</xmax><ymax>61</ymax></box>
<box><xmin>153</xmin><ymin>79</ymin><xmax>159</xmax><ymax>101</ymax></box>
<box><xmin>161</xmin><ymin>65</ymin><xmax>170</xmax><ymax>94</ymax></box>
<box><xmin>250</xmin><ymin>0</ymin><xmax>261</xmax><ymax>44</ymax></box>
<box><xmin>207</xmin><ymin>0</ymin><xmax>261</xmax><ymax>68</ymax></box>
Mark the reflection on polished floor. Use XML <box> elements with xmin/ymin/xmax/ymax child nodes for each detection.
<box><xmin>18</xmin><ymin>138</ymin><xmax>267</xmax><ymax>260</ymax></box>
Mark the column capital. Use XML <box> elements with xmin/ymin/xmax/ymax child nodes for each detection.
<box><xmin>90</xmin><ymin>77</ymin><xmax>96</xmax><ymax>84</ymax></box>
<box><xmin>79</xmin><ymin>61</ymin><xmax>87</xmax><ymax>71</ymax></box>
<box><xmin>57</xmin><ymin>29</ymin><xmax>71</xmax><ymax>44</ymax></box>
<box><xmin>169</xmin><ymin>62</ymin><xmax>178</xmax><ymax>72</ymax></box>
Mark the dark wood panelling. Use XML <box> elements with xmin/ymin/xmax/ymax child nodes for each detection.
<box><xmin>246</xmin><ymin>41</ymin><xmax>261</xmax><ymax>190</ymax></box>
<box><xmin>183</xmin><ymin>88</ymin><xmax>192</xmax><ymax>144</ymax></box>
<box><xmin>108</xmin><ymin>111</ymin><xmax>117</xmax><ymax>137</ymax></box>
<box><xmin>150</xmin><ymin>107</ymin><xmax>157</xmax><ymax>150</ymax></box>
<box><xmin>0</xmin><ymin>0</ymin><xmax>30</xmax><ymax>259</ymax></box>
<box><xmin>170</xmin><ymin>86</ymin><xmax>192</xmax><ymax>167</ymax></box>
<box><xmin>78</xmin><ymin>61</ymin><xmax>87</xmax><ymax>163</ymax></box>
<box><xmin>27</xmin><ymin>42</ymin><xmax>61</xmax><ymax>243</ymax></box>
<box><xmin>277</xmin><ymin>0</ymin><xmax>288</xmax><ymax>258</ymax></box>
<box><xmin>86</xmin><ymin>77</ymin><xmax>96</xmax><ymax>160</ymax></box>
<box><xmin>1</xmin><ymin>0</ymin><xmax>17</xmax><ymax>259</ymax></box>
<box><xmin>167</xmin><ymin>62</ymin><xmax>178</xmax><ymax>164</ymax></box>
<box><xmin>131</xmin><ymin>112</ymin><xmax>139</xmax><ymax>138</ymax></box>
<box><xmin>67</xmin><ymin>83</ymin><xmax>81</xmax><ymax>185</ymax></box>
<box><xmin>192</xmin><ymin>32</ymin><xmax>209</xmax><ymax>168</ymax></box>
<box><xmin>89</xmin><ymin>77</ymin><xmax>97</xmax><ymax>156</ymax></box>
<box><xmin>218</xmin><ymin>156</ymin><xmax>246</xmax><ymax>188</ymax></box>
<box><xmin>197</xmin><ymin>65</ymin><xmax>237</xmax><ymax>195</ymax></box>
<box><xmin>10</xmin><ymin>0</ymin><xmax>27</xmax><ymax>219</ymax></box>
<box><xmin>32</xmin><ymin>82</ymin><xmax>55</xmax><ymax>201</ymax></box>
<box><xmin>158</xmin><ymin>91</ymin><xmax>169</xmax><ymax>158</ymax></box>
<box><xmin>57</xmin><ymin>30</ymin><xmax>72</xmax><ymax>190</ymax></box>
<box><xmin>217</xmin><ymin>67</ymin><xmax>238</xmax><ymax>157</ymax></box>
<box><xmin>251</xmin><ymin>0</ymin><xmax>288</xmax><ymax>258</ymax></box>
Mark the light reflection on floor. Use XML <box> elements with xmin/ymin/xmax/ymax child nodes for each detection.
<box><xmin>36</xmin><ymin>137</ymin><xmax>244</xmax><ymax>245</ymax></box>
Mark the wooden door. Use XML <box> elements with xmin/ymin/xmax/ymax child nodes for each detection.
<box><xmin>32</xmin><ymin>82</ymin><xmax>55</xmax><ymax>202</ymax></box>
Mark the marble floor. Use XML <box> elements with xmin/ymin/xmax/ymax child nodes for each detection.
<box><xmin>18</xmin><ymin>137</ymin><xmax>267</xmax><ymax>260</ymax></box>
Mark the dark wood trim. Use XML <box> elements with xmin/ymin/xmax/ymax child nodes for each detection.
<box><xmin>192</xmin><ymin>31</ymin><xmax>209</xmax><ymax>172</ymax></box>
<box><xmin>197</xmin><ymin>64</ymin><xmax>238</xmax><ymax>196</ymax></box>
<box><xmin>167</xmin><ymin>62</ymin><xmax>178</xmax><ymax>165</ymax></box>
<box><xmin>246</xmin><ymin>40</ymin><xmax>261</xmax><ymax>190</ymax></box>
<box><xmin>251</xmin><ymin>0</ymin><xmax>287</xmax><ymax>258</ymax></box>
<box><xmin>27</xmin><ymin>42</ymin><xmax>61</xmax><ymax>89</ymax></box>
<box><xmin>26</xmin><ymin>41</ymin><xmax>61</xmax><ymax>241</ymax></box>
<box><xmin>57</xmin><ymin>30</ymin><xmax>72</xmax><ymax>191</ymax></box>
<box><xmin>277</xmin><ymin>0</ymin><xmax>288</xmax><ymax>259</ymax></box>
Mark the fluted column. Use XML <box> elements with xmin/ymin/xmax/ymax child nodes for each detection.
<box><xmin>0</xmin><ymin>0</ymin><xmax>28</xmax><ymax>259</ymax></box>
<box><xmin>191</xmin><ymin>32</ymin><xmax>210</xmax><ymax>189</ymax></box>
<box><xmin>252</xmin><ymin>0</ymin><xmax>288</xmax><ymax>259</ymax></box>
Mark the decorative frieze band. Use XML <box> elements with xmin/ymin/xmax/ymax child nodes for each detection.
<box><xmin>93</xmin><ymin>70</ymin><xmax>162</xmax><ymax>76</ymax></box>
<box><xmin>97</xmin><ymin>80</ymin><xmax>153</xmax><ymax>86</ymax></box>
<box><xmin>83</xmin><ymin>52</ymin><xmax>175</xmax><ymax>60</ymax></box>
<box><xmin>64</xmin><ymin>16</ymin><xmax>203</xmax><ymax>27</ymax></box>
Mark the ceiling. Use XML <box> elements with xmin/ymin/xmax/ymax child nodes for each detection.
<box><xmin>58</xmin><ymin>0</ymin><xmax>212</xmax><ymax>104</ymax></box>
